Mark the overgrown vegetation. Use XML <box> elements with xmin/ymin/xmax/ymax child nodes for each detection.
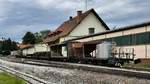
<box><xmin>0</xmin><ymin>72</ymin><xmax>26</xmax><ymax>84</ymax></box>
<box><xmin>123</xmin><ymin>59</ymin><xmax>150</xmax><ymax>69</ymax></box>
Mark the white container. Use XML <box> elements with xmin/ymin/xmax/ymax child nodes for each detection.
<box><xmin>62</xmin><ymin>46</ymin><xmax>67</xmax><ymax>57</ymax></box>
<box><xmin>96</xmin><ymin>42</ymin><xmax>112</xmax><ymax>59</ymax></box>
<box><xmin>34</xmin><ymin>44</ymin><xmax>50</xmax><ymax>53</ymax></box>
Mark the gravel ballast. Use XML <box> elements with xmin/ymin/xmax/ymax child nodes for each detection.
<box><xmin>0</xmin><ymin>59</ymin><xmax>150</xmax><ymax>84</ymax></box>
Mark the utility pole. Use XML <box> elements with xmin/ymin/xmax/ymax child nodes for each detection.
<box><xmin>85</xmin><ymin>0</ymin><xmax>88</xmax><ymax>11</ymax></box>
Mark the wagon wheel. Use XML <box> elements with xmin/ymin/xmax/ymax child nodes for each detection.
<box><xmin>115</xmin><ymin>62</ymin><xmax>122</xmax><ymax>68</ymax></box>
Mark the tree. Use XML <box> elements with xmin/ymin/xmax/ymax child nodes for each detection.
<box><xmin>11</xmin><ymin>41</ymin><xmax>18</xmax><ymax>50</ymax></box>
<box><xmin>22</xmin><ymin>32</ymin><xmax>36</xmax><ymax>44</ymax></box>
<box><xmin>40</xmin><ymin>30</ymin><xmax>51</xmax><ymax>38</ymax></box>
<box><xmin>0</xmin><ymin>38</ymin><xmax>18</xmax><ymax>55</ymax></box>
<box><xmin>34</xmin><ymin>32</ymin><xmax>42</xmax><ymax>43</ymax></box>
<box><xmin>1</xmin><ymin>38</ymin><xmax>18</xmax><ymax>51</ymax></box>
<box><xmin>34</xmin><ymin>30</ymin><xmax>51</xmax><ymax>43</ymax></box>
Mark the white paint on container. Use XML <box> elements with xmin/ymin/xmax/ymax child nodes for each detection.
<box><xmin>11</xmin><ymin>51</ymin><xmax>19</xmax><ymax>56</ymax></box>
<box><xmin>96</xmin><ymin>42</ymin><xmax>112</xmax><ymax>59</ymax></box>
<box><xmin>34</xmin><ymin>44</ymin><xmax>50</xmax><ymax>53</ymax></box>
<box><xmin>62</xmin><ymin>46</ymin><xmax>67</xmax><ymax>57</ymax></box>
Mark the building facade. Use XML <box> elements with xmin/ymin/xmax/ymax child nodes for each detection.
<box><xmin>44</xmin><ymin>9</ymin><xmax>109</xmax><ymax>45</ymax></box>
<box><xmin>20</xmin><ymin>8</ymin><xmax>150</xmax><ymax>59</ymax></box>
<box><xmin>69</xmin><ymin>22</ymin><xmax>150</xmax><ymax>59</ymax></box>
<box><xmin>43</xmin><ymin>9</ymin><xmax>110</xmax><ymax>57</ymax></box>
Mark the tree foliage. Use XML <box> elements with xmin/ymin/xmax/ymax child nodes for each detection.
<box><xmin>0</xmin><ymin>38</ymin><xmax>18</xmax><ymax>55</ymax></box>
<box><xmin>22</xmin><ymin>30</ymin><xmax>50</xmax><ymax>44</ymax></box>
<box><xmin>40</xmin><ymin>30</ymin><xmax>51</xmax><ymax>38</ymax></box>
<box><xmin>34</xmin><ymin>30</ymin><xmax>51</xmax><ymax>43</ymax></box>
<box><xmin>22</xmin><ymin>32</ymin><xmax>36</xmax><ymax>44</ymax></box>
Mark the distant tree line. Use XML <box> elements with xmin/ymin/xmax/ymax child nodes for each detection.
<box><xmin>0</xmin><ymin>29</ymin><xmax>50</xmax><ymax>55</ymax></box>
<box><xmin>0</xmin><ymin>38</ymin><xmax>18</xmax><ymax>55</ymax></box>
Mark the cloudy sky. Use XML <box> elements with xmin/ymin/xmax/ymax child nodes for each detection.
<box><xmin>0</xmin><ymin>0</ymin><xmax>150</xmax><ymax>42</ymax></box>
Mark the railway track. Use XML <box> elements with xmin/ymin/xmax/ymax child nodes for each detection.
<box><xmin>0</xmin><ymin>65</ymin><xmax>52</xmax><ymax>84</ymax></box>
<box><xmin>1</xmin><ymin>57</ymin><xmax>150</xmax><ymax>80</ymax></box>
<box><xmin>26</xmin><ymin>60</ymin><xmax>150</xmax><ymax>79</ymax></box>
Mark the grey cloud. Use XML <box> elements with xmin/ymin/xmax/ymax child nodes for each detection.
<box><xmin>0</xmin><ymin>0</ymin><xmax>150</xmax><ymax>42</ymax></box>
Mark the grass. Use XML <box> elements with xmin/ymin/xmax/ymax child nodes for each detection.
<box><xmin>0</xmin><ymin>72</ymin><xmax>26</xmax><ymax>84</ymax></box>
<box><xmin>143</xmin><ymin>63</ymin><xmax>150</xmax><ymax>68</ymax></box>
<box><xmin>123</xmin><ymin>60</ymin><xmax>150</xmax><ymax>69</ymax></box>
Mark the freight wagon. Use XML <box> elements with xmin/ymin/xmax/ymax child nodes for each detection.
<box><xmin>15</xmin><ymin>41</ymin><xmax>135</xmax><ymax>67</ymax></box>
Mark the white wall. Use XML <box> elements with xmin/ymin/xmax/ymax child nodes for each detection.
<box><xmin>22</xmin><ymin>47</ymin><xmax>35</xmax><ymax>56</ymax></box>
<box><xmin>59</xmin><ymin>12</ymin><xmax>107</xmax><ymax>43</ymax></box>
<box><xmin>22</xmin><ymin>44</ymin><xmax>50</xmax><ymax>56</ymax></box>
<box><xmin>34</xmin><ymin>44</ymin><xmax>50</xmax><ymax>52</ymax></box>
<box><xmin>147</xmin><ymin>45</ymin><xmax>150</xmax><ymax>58</ymax></box>
<box><xmin>117</xmin><ymin>45</ymin><xmax>149</xmax><ymax>59</ymax></box>
<box><xmin>59</xmin><ymin>37</ymin><xmax>77</xmax><ymax>43</ymax></box>
<box><xmin>11</xmin><ymin>51</ymin><xmax>19</xmax><ymax>56</ymax></box>
<box><xmin>147</xmin><ymin>25</ymin><xmax>150</xmax><ymax>32</ymax></box>
<box><xmin>69</xmin><ymin>13</ymin><xmax>107</xmax><ymax>36</ymax></box>
<box><xmin>75</xmin><ymin>25</ymin><xmax>149</xmax><ymax>43</ymax></box>
<box><xmin>74</xmin><ymin>24</ymin><xmax>150</xmax><ymax>59</ymax></box>
<box><xmin>123</xmin><ymin>27</ymin><xmax>146</xmax><ymax>35</ymax></box>
<box><xmin>106</xmin><ymin>32</ymin><xmax>123</xmax><ymax>38</ymax></box>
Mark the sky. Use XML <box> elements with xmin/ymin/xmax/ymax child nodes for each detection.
<box><xmin>0</xmin><ymin>0</ymin><xmax>150</xmax><ymax>42</ymax></box>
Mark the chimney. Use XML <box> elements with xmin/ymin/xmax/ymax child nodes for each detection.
<box><xmin>69</xmin><ymin>16</ymin><xmax>73</xmax><ymax>21</ymax></box>
<box><xmin>77</xmin><ymin>11</ymin><xmax>82</xmax><ymax>16</ymax></box>
<box><xmin>77</xmin><ymin>10</ymin><xmax>82</xmax><ymax>22</ymax></box>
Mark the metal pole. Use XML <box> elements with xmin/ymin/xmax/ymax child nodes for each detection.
<box><xmin>145</xmin><ymin>25</ymin><xmax>147</xmax><ymax>58</ymax></box>
<box><xmin>85</xmin><ymin>0</ymin><xmax>87</xmax><ymax>11</ymax></box>
<box><xmin>82</xmin><ymin>44</ymin><xmax>85</xmax><ymax>58</ymax></box>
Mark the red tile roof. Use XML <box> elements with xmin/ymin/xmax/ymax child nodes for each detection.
<box><xmin>19</xmin><ymin>44</ymin><xmax>33</xmax><ymax>49</ymax></box>
<box><xmin>44</xmin><ymin>8</ymin><xmax>109</xmax><ymax>43</ymax></box>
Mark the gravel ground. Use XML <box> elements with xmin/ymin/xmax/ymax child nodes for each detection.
<box><xmin>0</xmin><ymin>59</ymin><xmax>150</xmax><ymax>84</ymax></box>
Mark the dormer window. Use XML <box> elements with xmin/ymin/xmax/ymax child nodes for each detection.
<box><xmin>89</xmin><ymin>28</ymin><xmax>95</xmax><ymax>35</ymax></box>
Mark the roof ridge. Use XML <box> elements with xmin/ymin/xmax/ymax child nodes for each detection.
<box><xmin>44</xmin><ymin>8</ymin><xmax>109</xmax><ymax>43</ymax></box>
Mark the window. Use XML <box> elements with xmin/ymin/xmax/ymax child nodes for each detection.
<box><xmin>89</xmin><ymin>28</ymin><xmax>95</xmax><ymax>34</ymax></box>
<box><xmin>135</xmin><ymin>32</ymin><xmax>149</xmax><ymax>45</ymax></box>
<box><xmin>98</xmin><ymin>32</ymin><xmax>150</xmax><ymax>46</ymax></box>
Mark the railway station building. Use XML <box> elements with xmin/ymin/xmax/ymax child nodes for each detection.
<box><xmin>43</xmin><ymin>9</ymin><xmax>110</xmax><ymax>57</ymax></box>
<box><xmin>68</xmin><ymin>22</ymin><xmax>150</xmax><ymax>59</ymax></box>
<box><xmin>22</xmin><ymin>8</ymin><xmax>150</xmax><ymax>60</ymax></box>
